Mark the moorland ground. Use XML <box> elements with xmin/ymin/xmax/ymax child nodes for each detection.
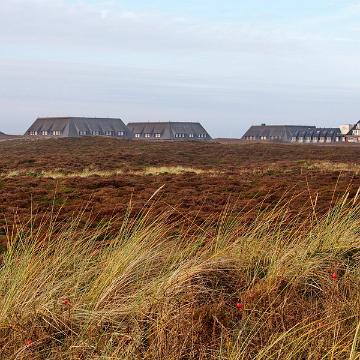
<box><xmin>0</xmin><ymin>138</ymin><xmax>359</xmax><ymax>359</ymax></box>
<box><xmin>0</xmin><ymin>138</ymin><xmax>359</xmax><ymax>234</ymax></box>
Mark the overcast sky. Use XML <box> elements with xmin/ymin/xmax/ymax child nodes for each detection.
<box><xmin>1</xmin><ymin>0</ymin><xmax>360</xmax><ymax>137</ymax></box>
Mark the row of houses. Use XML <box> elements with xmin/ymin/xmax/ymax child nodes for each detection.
<box><xmin>242</xmin><ymin>122</ymin><xmax>360</xmax><ymax>143</ymax></box>
<box><xmin>26</xmin><ymin>117</ymin><xmax>211</xmax><ymax>141</ymax></box>
<box><xmin>24</xmin><ymin>117</ymin><xmax>360</xmax><ymax>143</ymax></box>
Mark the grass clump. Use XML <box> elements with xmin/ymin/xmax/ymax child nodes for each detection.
<box><xmin>2</xmin><ymin>166</ymin><xmax>218</xmax><ymax>179</ymax></box>
<box><xmin>0</xmin><ymin>197</ymin><xmax>359</xmax><ymax>359</ymax></box>
<box><xmin>301</xmin><ymin>161</ymin><xmax>360</xmax><ymax>174</ymax></box>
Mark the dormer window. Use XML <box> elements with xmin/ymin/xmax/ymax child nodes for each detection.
<box><xmin>135</xmin><ymin>133</ymin><xmax>141</xmax><ymax>138</ymax></box>
<box><xmin>155</xmin><ymin>133</ymin><xmax>161</xmax><ymax>138</ymax></box>
<box><xmin>117</xmin><ymin>131</ymin><xmax>124</xmax><ymax>136</ymax></box>
<box><xmin>41</xmin><ymin>130</ymin><xmax>48</xmax><ymax>136</ymax></box>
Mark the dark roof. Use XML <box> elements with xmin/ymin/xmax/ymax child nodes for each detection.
<box><xmin>0</xmin><ymin>131</ymin><xmax>11</xmax><ymax>138</ymax></box>
<box><xmin>26</xmin><ymin>117</ymin><xmax>131</xmax><ymax>138</ymax></box>
<box><xmin>242</xmin><ymin>125</ymin><xmax>315</xmax><ymax>141</ymax></box>
<box><xmin>299</xmin><ymin>128</ymin><xmax>341</xmax><ymax>137</ymax></box>
<box><xmin>243</xmin><ymin>124</ymin><xmax>342</xmax><ymax>141</ymax></box>
<box><xmin>127</xmin><ymin>122</ymin><xmax>211</xmax><ymax>140</ymax></box>
<box><xmin>28</xmin><ymin>118</ymin><xmax>70</xmax><ymax>132</ymax></box>
<box><xmin>348</xmin><ymin>121</ymin><xmax>360</xmax><ymax>135</ymax></box>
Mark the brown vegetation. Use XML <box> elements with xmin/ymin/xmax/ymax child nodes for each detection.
<box><xmin>0</xmin><ymin>138</ymin><xmax>359</xmax><ymax>359</ymax></box>
<box><xmin>0</xmin><ymin>138</ymin><xmax>359</xmax><ymax>236</ymax></box>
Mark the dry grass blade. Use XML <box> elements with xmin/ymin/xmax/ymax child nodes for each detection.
<box><xmin>0</xmin><ymin>195</ymin><xmax>359</xmax><ymax>359</ymax></box>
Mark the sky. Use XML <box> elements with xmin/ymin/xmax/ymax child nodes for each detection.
<box><xmin>1</xmin><ymin>0</ymin><xmax>360</xmax><ymax>137</ymax></box>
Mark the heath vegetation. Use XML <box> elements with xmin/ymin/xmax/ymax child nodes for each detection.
<box><xmin>0</xmin><ymin>138</ymin><xmax>359</xmax><ymax>359</ymax></box>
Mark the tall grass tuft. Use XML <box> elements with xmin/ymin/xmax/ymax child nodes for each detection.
<box><xmin>0</xmin><ymin>195</ymin><xmax>359</xmax><ymax>359</ymax></box>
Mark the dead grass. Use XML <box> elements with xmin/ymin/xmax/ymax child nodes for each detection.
<box><xmin>137</xmin><ymin>166</ymin><xmax>217</xmax><ymax>176</ymax></box>
<box><xmin>0</xmin><ymin>194</ymin><xmax>359</xmax><ymax>359</ymax></box>
<box><xmin>1</xmin><ymin>166</ymin><xmax>219</xmax><ymax>179</ymax></box>
<box><xmin>302</xmin><ymin>161</ymin><xmax>360</xmax><ymax>174</ymax></box>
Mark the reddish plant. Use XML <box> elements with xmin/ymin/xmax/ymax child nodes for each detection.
<box><xmin>25</xmin><ymin>339</ymin><xmax>33</xmax><ymax>346</ymax></box>
<box><xmin>62</xmin><ymin>298</ymin><xmax>71</xmax><ymax>306</ymax></box>
<box><xmin>236</xmin><ymin>302</ymin><xmax>244</xmax><ymax>311</ymax></box>
<box><xmin>331</xmin><ymin>272</ymin><xmax>337</xmax><ymax>280</ymax></box>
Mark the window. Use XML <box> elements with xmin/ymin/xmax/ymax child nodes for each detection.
<box><xmin>189</xmin><ymin>133</ymin><xmax>194</xmax><ymax>138</ymax></box>
<box><xmin>155</xmin><ymin>133</ymin><xmax>161</xmax><ymax>138</ymax></box>
<box><xmin>29</xmin><ymin>131</ymin><xmax>38</xmax><ymax>136</ymax></box>
<box><xmin>92</xmin><ymin>130</ymin><xmax>100</xmax><ymax>136</ymax></box>
<box><xmin>79</xmin><ymin>131</ymin><xmax>88</xmax><ymax>136</ymax></box>
<box><xmin>117</xmin><ymin>131</ymin><xmax>124</xmax><ymax>136</ymax></box>
<box><xmin>144</xmin><ymin>133</ymin><xmax>151</xmax><ymax>138</ymax></box>
<box><xmin>53</xmin><ymin>130</ymin><xmax>61</xmax><ymax>136</ymax></box>
<box><xmin>41</xmin><ymin>130</ymin><xmax>48</xmax><ymax>136</ymax></box>
<box><xmin>135</xmin><ymin>133</ymin><xmax>141</xmax><ymax>138</ymax></box>
<box><xmin>104</xmin><ymin>131</ymin><xmax>113</xmax><ymax>136</ymax></box>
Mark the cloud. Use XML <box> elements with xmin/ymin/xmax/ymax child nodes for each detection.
<box><xmin>0</xmin><ymin>0</ymin><xmax>314</xmax><ymax>56</ymax></box>
<box><xmin>1</xmin><ymin>0</ymin><xmax>360</xmax><ymax>136</ymax></box>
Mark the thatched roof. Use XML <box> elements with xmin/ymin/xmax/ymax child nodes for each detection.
<box><xmin>127</xmin><ymin>122</ymin><xmax>211</xmax><ymax>140</ymax></box>
<box><xmin>25</xmin><ymin>117</ymin><xmax>132</xmax><ymax>138</ymax></box>
<box><xmin>243</xmin><ymin>124</ymin><xmax>342</xmax><ymax>141</ymax></box>
<box><xmin>242</xmin><ymin>125</ymin><xmax>315</xmax><ymax>141</ymax></box>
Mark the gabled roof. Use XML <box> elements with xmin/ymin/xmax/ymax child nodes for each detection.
<box><xmin>348</xmin><ymin>121</ymin><xmax>360</xmax><ymax>135</ymax></box>
<box><xmin>127</xmin><ymin>122</ymin><xmax>211</xmax><ymax>140</ymax></box>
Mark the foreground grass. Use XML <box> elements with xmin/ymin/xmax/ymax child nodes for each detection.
<box><xmin>0</xmin><ymin>197</ymin><xmax>359</xmax><ymax>359</ymax></box>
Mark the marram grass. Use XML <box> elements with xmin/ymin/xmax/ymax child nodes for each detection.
<box><xmin>0</xmin><ymin>197</ymin><xmax>359</xmax><ymax>359</ymax></box>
